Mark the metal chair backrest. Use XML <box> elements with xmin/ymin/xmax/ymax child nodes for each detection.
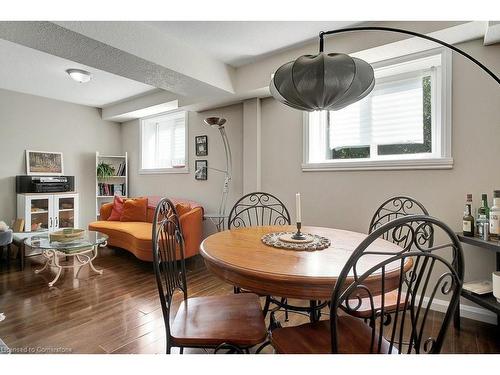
<box><xmin>369</xmin><ymin>196</ymin><xmax>432</xmax><ymax>249</ymax></box>
<box><xmin>331</xmin><ymin>215</ymin><xmax>464</xmax><ymax>354</ymax></box>
<box><xmin>151</xmin><ymin>197</ymin><xmax>187</xmax><ymax>353</ymax></box>
<box><xmin>228</xmin><ymin>192</ymin><xmax>291</xmax><ymax>229</ymax></box>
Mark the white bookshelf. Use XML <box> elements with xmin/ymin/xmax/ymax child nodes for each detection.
<box><xmin>95</xmin><ymin>151</ymin><xmax>128</xmax><ymax>218</ymax></box>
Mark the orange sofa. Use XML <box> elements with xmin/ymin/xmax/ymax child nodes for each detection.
<box><xmin>88</xmin><ymin>197</ymin><xmax>203</xmax><ymax>262</ymax></box>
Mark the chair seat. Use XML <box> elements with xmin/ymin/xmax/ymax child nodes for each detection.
<box><xmin>170</xmin><ymin>293</ymin><xmax>267</xmax><ymax>348</ymax></box>
<box><xmin>343</xmin><ymin>290</ymin><xmax>407</xmax><ymax>318</ymax></box>
<box><xmin>271</xmin><ymin>315</ymin><xmax>398</xmax><ymax>354</ymax></box>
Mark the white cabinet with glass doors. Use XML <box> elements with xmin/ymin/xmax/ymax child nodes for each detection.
<box><xmin>17</xmin><ymin>192</ymin><xmax>79</xmax><ymax>232</ymax></box>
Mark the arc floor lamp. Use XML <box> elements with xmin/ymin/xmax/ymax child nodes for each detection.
<box><xmin>195</xmin><ymin>116</ymin><xmax>232</xmax><ymax>231</ymax></box>
<box><xmin>270</xmin><ymin>26</ymin><xmax>499</xmax><ymax>112</ymax></box>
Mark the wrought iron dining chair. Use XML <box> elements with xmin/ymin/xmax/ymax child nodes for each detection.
<box><xmin>347</xmin><ymin>196</ymin><xmax>433</xmax><ymax>322</ymax></box>
<box><xmin>270</xmin><ymin>215</ymin><xmax>464</xmax><ymax>354</ymax></box>
<box><xmin>228</xmin><ymin>192</ymin><xmax>291</xmax><ymax>229</ymax></box>
<box><xmin>228</xmin><ymin>192</ymin><xmax>290</xmax><ymax>318</ymax></box>
<box><xmin>228</xmin><ymin>192</ymin><xmax>325</xmax><ymax>324</ymax></box>
<box><xmin>152</xmin><ymin>197</ymin><xmax>267</xmax><ymax>354</ymax></box>
<box><xmin>369</xmin><ymin>196</ymin><xmax>431</xmax><ymax>239</ymax></box>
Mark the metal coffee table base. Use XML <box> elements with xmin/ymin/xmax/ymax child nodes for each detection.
<box><xmin>35</xmin><ymin>244</ymin><xmax>103</xmax><ymax>287</ymax></box>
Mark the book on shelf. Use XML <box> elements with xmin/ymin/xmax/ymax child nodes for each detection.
<box><xmin>115</xmin><ymin>162</ymin><xmax>126</xmax><ymax>176</ymax></box>
<box><xmin>98</xmin><ymin>183</ymin><xmax>126</xmax><ymax>197</ymax></box>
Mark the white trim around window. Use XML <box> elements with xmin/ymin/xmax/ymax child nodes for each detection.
<box><xmin>139</xmin><ymin>110</ymin><xmax>190</xmax><ymax>175</ymax></box>
<box><xmin>302</xmin><ymin>48</ymin><xmax>453</xmax><ymax>172</ymax></box>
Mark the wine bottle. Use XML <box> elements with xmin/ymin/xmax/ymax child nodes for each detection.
<box><xmin>463</xmin><ymin>194</ymin><xmax>475</xmax><ymax>237</ymax></box>
<box><xmin>476</xmin><ymin>194</ymin><xmax>489</xmax><ymax>237</ymax></box>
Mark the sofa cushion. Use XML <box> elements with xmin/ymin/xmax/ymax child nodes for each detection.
<box><xmin>88</xmin><ymin>220</ymin><xmax>185</xmax><ymax>262</ymax></box>
<box><xmin>121</xmin><ymin>197</ymin><xmax>148</xmax><ymax>222</ymax></box>
<box><xmin>108</xmin><ymin>195</ymin><xmax>125</xmax><ymax>221</ymax></box>
<box><xmin>89</xmin><ymin>221</ymin><xmax>153</xmax><ymax>260</ymax></box>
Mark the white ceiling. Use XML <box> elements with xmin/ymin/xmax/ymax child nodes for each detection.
<box><xmin>0</xmin><ymin>38</ymin><xmax>156</xmax><ymax>107</ymax></box>
<box><xmin>145</xmin><ymin>21</ymin><xmax>360</xmax><ymax>67</ymax></box>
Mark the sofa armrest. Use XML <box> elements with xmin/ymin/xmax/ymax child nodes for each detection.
<box><xmin>99</xmin><ymin>202</ymin><xmax>114</xmax><ymax>221</ymax></box>
<box><xmin>179</xmin><ymin>206</ymin><xmax>203</xmax><ymax>258</ymax></box>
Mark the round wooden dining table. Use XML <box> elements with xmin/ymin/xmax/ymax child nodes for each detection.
<box><xmin>200</xmin><ymin>225</ymin><xmax>409</xmax><ymax>300</ymax></box>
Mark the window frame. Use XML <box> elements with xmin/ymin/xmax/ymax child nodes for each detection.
<box><xmin>139</xmin><ymin>110</ymin><xmax>189</xmax><ymax>175</ymax></box>
<box><xmin>302</xmin><ymin>48</ymin><xmax>453</xmax><ymax>172</ymax></box>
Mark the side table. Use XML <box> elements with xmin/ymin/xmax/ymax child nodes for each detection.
<box><xmin>454</xmin><ymin>233</ymin><xmax>500</xmax><ymax>329</ymax></box>
<box><xmin>25</xmin><ymin>230</ymin><xmax>108</xmax><ymax>287</ymax></box>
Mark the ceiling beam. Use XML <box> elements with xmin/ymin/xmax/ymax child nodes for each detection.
<box><xmin>484</xmin><ymin>21</ymin><xmax>500</xmax><ymax>45</ymax></box>
<box><xmin>0</xmin><ymin>21</ymin><xmax>235</xmax><ymax>98</ymax></box>
<box><xmin>101</xmin><ymin>90</ymin><xmax>181</xmax><ymax>122</ymax></box>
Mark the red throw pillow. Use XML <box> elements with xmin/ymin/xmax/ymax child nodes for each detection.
<box><xmin>120</xmin><ymin>197</ymin><xmax>148</xmax><ymax>222</ymax></box>
<box><xmin>107</xmin><ymin>196</ymin><xmax>124</xmax><ymax>221</ymax></box>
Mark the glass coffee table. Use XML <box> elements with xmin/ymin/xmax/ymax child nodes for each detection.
<box><xmin>25</xmin><ymin>230</ymin><xmax>108</xmax><ymax>287</ymax></box>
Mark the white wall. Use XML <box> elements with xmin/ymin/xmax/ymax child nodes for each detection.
<box><xmin>120</xmin><ymin>103</ymin><xmax>243</xmax><ymax>233</ymax></box>
<box><xmin>0</xmin><ymin>88</ymin><xmax>122</xmax><ymax>229</ymax></box>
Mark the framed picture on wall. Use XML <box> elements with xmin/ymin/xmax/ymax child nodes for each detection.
<box><xmin>195</xmin><ymin>135</ymin><xmax>208</xmax><ymax>156</ymax></box>
<box><xmin>195</xmin><ymin>160</ymin><xmax>208</xmax><ymax>180</ymax></box>
<box><xmin>26</xmin><ymin>150</ymin><xmax>64</xmax><ymax>176</ymax></box>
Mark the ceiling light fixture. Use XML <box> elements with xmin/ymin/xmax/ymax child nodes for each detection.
<box><xmin>270</xmin><ymin>26</ymin><xmax>499</xmax><ymax>112</ymax></box>
<box><xmin>66</xmin><ymin>69</ymin><xmax>93</xmax><ymax>83</ymax></box>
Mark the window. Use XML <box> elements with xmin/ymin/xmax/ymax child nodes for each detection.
<box><xmin>140</xmin><ymin>111</ymin><xmax>188</xmax><ymax>173</ymax></box>
<box><xmin>304</xmin><ymin>49</ymin><xmax>452</xmax><ymax>171</ymax></box>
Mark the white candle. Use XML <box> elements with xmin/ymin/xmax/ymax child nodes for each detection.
<box><xmin>296</xmin><ymin>193</ymin><xmax>301</xmax><ymax>223</ymax></box>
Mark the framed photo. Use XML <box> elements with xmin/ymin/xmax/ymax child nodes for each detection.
<box><xmin>195</xmin><ymin>135</ymin><xmax>208</xmax><ymax>157</ymax></box>
<box><xmin>195</xmin><ymin>160</ymin><xmax>208</xmax><ymax>180</ymax></box>
<box><xmin>26</xmin><ymin>150</ymin><xmax>64</xmax><ymax>176</ymax></box>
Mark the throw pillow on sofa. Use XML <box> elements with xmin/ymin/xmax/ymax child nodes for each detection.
<box><xmin>175</xmin><ymin>202</ymin><xmax>191</xmax><ymax>217</ymax></box>
<box><xmin>107</xmin><ymin>195</ymin><xmax>125</xmax><ymax>221</ymax></box>
<box><xmin>121</xmin><ymin>197</ymin><xmax>148</xmax><ymax>222</ymax></box>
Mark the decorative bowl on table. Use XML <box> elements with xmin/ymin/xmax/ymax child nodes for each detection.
<box><xmin>49</xmin><ymin>228</ymin><xmax>84</xmax><ymax>243</ymax></box>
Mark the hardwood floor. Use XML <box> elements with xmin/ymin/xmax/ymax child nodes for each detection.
<box><xmin>0</xmin><ymin>246</ymin><xmax>498</xmax><ymax>354</ymax></box>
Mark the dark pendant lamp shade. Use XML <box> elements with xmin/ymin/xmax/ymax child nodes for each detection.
<box><xmin>270</xmin><ymin>52</ymin><xmax>375</xmax><ymax>111</ymax></box>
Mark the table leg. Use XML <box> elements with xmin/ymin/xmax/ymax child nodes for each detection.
<box><xmin>6</xmin><ymin>244</ymin><xmax>11</xmax><ymax>266</ymax></box>
<box><xmin>309</xmin><ymin>300</ymin><xmax>318</xmax><ymax>323</ymax></box>
<box><xmin>497</xmin><ymin>253</ymin><xmax>500</xmax><ymax>328</ymax></box>
<box><xmin>34</xmin><ymin>253</ymin><xmax>50</xmax><ymax>274</ymax></box>
<box><xmin>48</xmin><ymin>251</ymin><xmax>63</xmax><ymax>287</ymax></box>
<box><xmin>20</xmin><ymin>243</ymin><xmax>25</xmax><ymax>271</ymax></box>
<box><xmin>88</xmin><ymin>245</ymin><xmax>103</xmax><ymax>275</ymax></box>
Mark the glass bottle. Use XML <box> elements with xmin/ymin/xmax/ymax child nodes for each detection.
<box><xmin>489</xmin><ymin>191</ymin><xmax>500</xmax><ymax>240</ymax></box>
<box><xmin>476</xmin><ymin>194</ymin><xmax>489</xmax><ymax>237</ymax></box>
<box><xmin>463</xmin><ymin>201</ymin><xmax>475</xmax><ymax>237</ymax></box>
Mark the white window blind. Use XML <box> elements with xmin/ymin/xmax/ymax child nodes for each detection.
<box><xmin>329</xmin><ymin>74</ymin><xmax>425</xmax><ymax>148</ymax></box>
<box><xmin>141</xmin><ymin>111</ymin><xmax>186</xmax><ymax>170</ymax></box>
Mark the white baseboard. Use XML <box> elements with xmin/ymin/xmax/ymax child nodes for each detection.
<box><xmin>425</xmin><ymin>296</ymin><xmax>498</xmax><ymax>325</ymax></box>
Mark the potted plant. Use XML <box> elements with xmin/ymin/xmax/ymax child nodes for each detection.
<box><xmin>97</xmin><ymin>162</ymin><xmax>115</xmax><ymax>179</ymax></box>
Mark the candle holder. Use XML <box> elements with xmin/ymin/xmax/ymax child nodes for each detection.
<box><xmin>291</xmin><ymin>222</ymin><xmax>307</xmax><ymax>241</ymax></box>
